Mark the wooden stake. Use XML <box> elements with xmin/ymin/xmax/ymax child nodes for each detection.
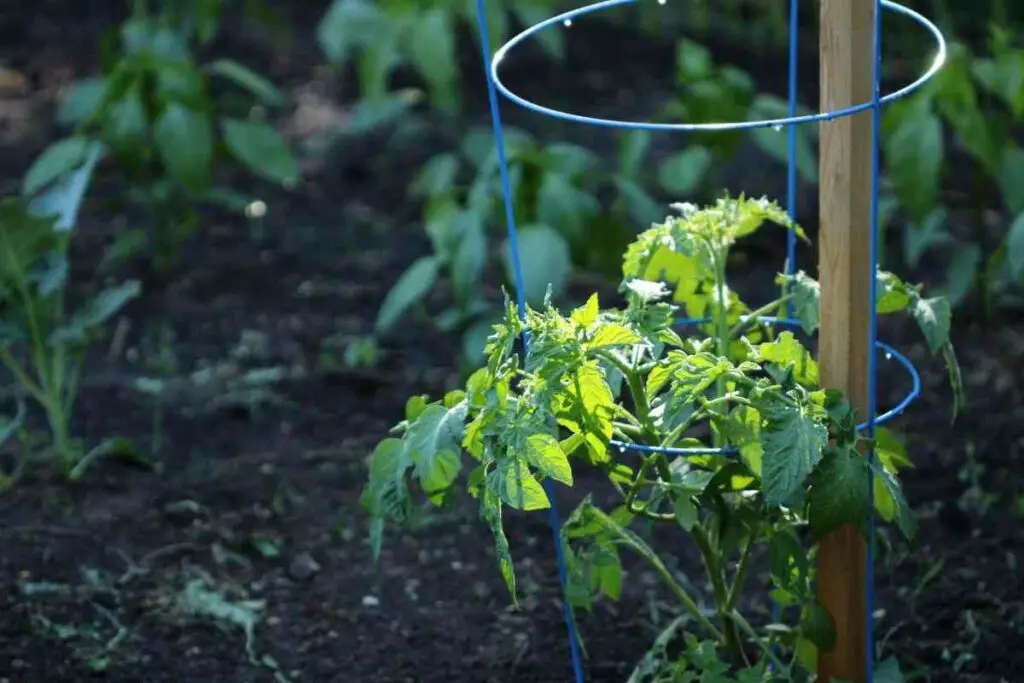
<box><xmin>816</xmin><ymin>0</ymin><xmax>876</xmax><ymax>681</ymax></box>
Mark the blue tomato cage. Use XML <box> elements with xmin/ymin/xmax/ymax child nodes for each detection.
<box><xmin>469</xmin><ymin>1</ymin><xmax>947</xmax><ymax>680</ymax></box>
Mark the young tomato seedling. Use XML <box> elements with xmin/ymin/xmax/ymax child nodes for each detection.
<box><xmin>362</xmin><ymin>196</ymin><xmax>962</xmax><ymax>681</ymax></box>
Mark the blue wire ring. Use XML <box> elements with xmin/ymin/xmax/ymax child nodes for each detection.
<box><xmin>490</xmin><ymin>0</ymin><xmax>947</xmax><ymax>132</ymax></box>
<box><xmin>608</xmin><ymin>316</ymin><xmax>922</xmax><ymax>456</ymax></box>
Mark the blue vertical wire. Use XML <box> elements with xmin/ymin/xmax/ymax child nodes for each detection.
<box><xmin>471</xmin><ymin>3</ymin><xmax>586</xmax><ymax>682</ymax></box>
<box><xmin>784</xmin><ymin>0</ymin><xmax>799</xmax><ymax>320</ymax></box>
<box><xmin>866</xmin><ymin>0</ymin><xmax>885</xmax><ymax>678</ymax></box>
<box><xmin>771</xmin><ymin>0</ymin><xmax>800</xmax><ymax>650</ymax></box>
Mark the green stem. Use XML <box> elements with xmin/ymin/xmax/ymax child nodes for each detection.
<box><xmin>598</xmin><ymin>511</ymin><xmax>725</xmax><ymax>642</ymax></box>
<box><xmin>712</xmin><ymin>249</ymin><xmax>730</xmax><ymax>445</ymax></box>
<box><xmin>0</xmin><ymin>349</ymin><xmax>47</xmax><ymax>405</ymax></box>
<box><xmin>727</xmin><ymin>293</ymin><xmax>796</xmax><ymax>339</ymax></box>
<box><xmin>660</xmin><ymin>409</ymin><xmax>711</xmax><ymax>448</ymax></box>
<box><xmin>729</xmin><ymin>609</ymin><xmax>787</xmax><ymax>673</ymax></box>
<box><xmin>725</xmin><ymin>532</ymin><xmax>757</xmax><ymax>612</ymax></box>
<box><xmin>693</xmin><ymin>524</ymin><xmax>747</xmax><ymax>666</ymax></box>
<box><xmin>593</xmin><ymin>349</ymin><xmax>657</xmax><ymax>440</ymax></box>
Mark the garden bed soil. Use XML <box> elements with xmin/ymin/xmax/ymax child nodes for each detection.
<box><xmin>0</xmin><ymin>4</ymin><xmax>1022</xmax><ymax>683</ymax></box>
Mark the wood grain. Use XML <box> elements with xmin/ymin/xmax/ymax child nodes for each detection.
<box><xmin>816</xmin><ymin>0</ymin><xmax>876</xmax><ymax>681</ymax></box>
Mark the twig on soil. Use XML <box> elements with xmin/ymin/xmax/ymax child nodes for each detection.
<box><xmin>116</xmin><ymin>542</ymin><xmax>205</xmax><ymax>584</ymax></box>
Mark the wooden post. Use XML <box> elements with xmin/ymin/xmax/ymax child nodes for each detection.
<box><xmin>816</xmin><ymin>0</ymin><xmax>876</xmax><ymax>682</ymax></box>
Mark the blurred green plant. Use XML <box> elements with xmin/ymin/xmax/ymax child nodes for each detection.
<box><xmin>881</xmin><ymin>27</ymin><xmax>1024</xmax><ymax>313</ymax></box>
<box><xmin>372</xmin><ymin>125</ymin><xmax>680</xmax><ymax>368</ymax></box>
<box><xmin>659</xmin><ymin>38</ymin><xmax>819</xmax><ymax>190</ymax></box>
<box><xmin>317</xmin><ymin>0</ymin><xmax>569</xmax><ymax>115</ymax></box>
<box><xmin>24</xmin><ymin>0</ymin><xmax>297</xmax><ymax>278</ymax></box>
<box><xmin>2</xmin><ymin>144</ymin><xmax>142</xmax><ymax>484</ymax></box>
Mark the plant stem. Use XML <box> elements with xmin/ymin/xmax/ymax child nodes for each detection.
<box><xmin>725</xmin><ymin>532</ymin><xmax>756</xmax><ymax>612</ymax></box>
<box><xmin>729</xmin><ymin>608</ymin><xmax>788</xmax><ymax>673</ymax></box>
<box><xmin>596</xmin><ymin>509</ymin><xmax>725</xmax><ymax>642</ymax></box>
<box><xmin>693</xmin><ymin>524</ymin><xmax>747</xmax><ymax>666</ymax></box>
<box><xmin>727</xmin><ymin>293</ymin><xmax>796</xmax><ymax>339</ymax></box>
<box><xmin>593</xmin><ymin>349</ymin><xmax>658</xmax><ymax>440</ymax></box>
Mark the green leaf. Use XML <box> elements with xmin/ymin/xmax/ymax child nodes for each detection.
<box><xmin>362</xmin><ymin>438</ymin><xmax>413</xmax><ymax>559</ymax></box>
<box><xmin>155</xmin><ymin>103</ymin><xmax>213</xmax><ymax>193</ymax></box>
<box><xmin>502</xmin><ymin>225</ymin><xmax>571</xmax><ymax>306</ymax></box>
<box><xmin>50</xmin><ymin>281</ymin><xmax>142</xmax><ymax>345</ymax></box>
<box><xmin>761</xmin><ymin>403</ymin><xmax>829</xmax><ymax>507</ymax></box>
<box><xmin>206</xmin><ymin>59</ymin><xmax>283</xmax><ymax>106</ymax></box>
<box><xmin>998</xmin><ymin>147</ymin><xmax>1024</xmax><ymax>215</ymax></box>
<box><xmin>618</xmin><ymin>131</ymin><xmax>651</xmax><ymax>177</ymax></box>
<box><xmin>882</xmin><ymin>98</ymin><xmax>943</xmax><ymax>223</ymax></box>
<box><xmin>542</xmin><ymin>143</ymin><xmax>598</xmax><ymax>178</ymax></box>
<box><xmin>910</xmin><ymin>296</ymin><xmax>951</xmax><ymax>354</ymax></box>
<box><xmin>904</xmin><ymin>207</ymin><xmax>951</xmax><ymax>269</ymax></box>
<box><xmin>26</xmin><ymin>253</ymin><xmax>68</xmax><ymax>297</ymax></box>
<box><xmin>673</xmin><ymin>494</ymin><xmax>698</xmax><ymax>531</ymax></box>
<box><xmin>524</xmin><ymin>433</ymin><xmax>573</xmax><ymax>485</ymax></box>
<box><xmin>874</xmin><ymin>427</ymin><xmax>913</xmax><ymax>473</ymax></box>
<box><xmin>868</xmin><ymin>457</ymin><xmax>916</xmax><ymax>539</ymax></box>
<box><xmin>494</xmin><ymin>458</ymin><xmax>550</xmax><ymax>511</ymax></box>
<box><xmin>875</xmin><ymin>272</ymin><xmax>913</xmax><ymax>314</ymax></box>
<box><xmin>154</xmin><ymin>62</ymin><xmax>205</xmax><ymax>106</ymax></box>
<box><xmin>676</xmin><ymin>39</ymin><xmax>711</xmax><ymax>79</ymax></box>
<box><xmin>780</xmin><ymin>271</ymin><xmax>820</xmax><ymax>335</ymax></box>
<box><xmin>942</xmin><ymin>245</ymin><xmax>980</xmax><ymax>307</ymax></box>
<box><xmin>22</xmin><ymin>137</ymin><xmax>90</xmax><ymax>197</ymax></box>
<box><xmin>768</xmin><ymin>527</ymin><xmax>807</xmax><ymax>592</ymax></box>
<box><xmin>410</xmin><ymin>153</ymin><xmax>460</xmax><ymax>199</ymax></box>
<box><xmin>589</xmin><ymin>324</ymin><xmax>643</xmax><ymax>349</ymax></box>
<box><xmin>537</xmin><ymin>172</ymin><xmax>599</xmax><ymax>240</ymax></box>
<box><xmin>56</xmin><ymin>77</ymin><xmax>109</xmax><ymax>126</ymax></box>
<box><xmin>409</xmin><ymin>9</ymin><xmax>458</xmax><ymax>113</ymax></box>
<box><xmin>714</xmin><ymin>405</ymin><xmax>763</xmax><ymax>476</ymax></box>
<box><xmin>105</xmin><ymin>85</ymin><xmax>148</xmax><ymax>145</ymax></box>
<box><xmin>873</xmin><ymin>656</ymin><xmax>905</xmax><ymax>683</ymax></box>
<box><xmin>513</xmin><ymin>1</ymin><xmax>564</xmax><ymax>60</ymax></box>
<box><xmin>657</xmin><ymin>147</ymin><xmax>712</xmax><ymax>196</ymax></box>
<box><xmin>69</xmin><ymin>437</ymin><xmax>151</xmax><ymax>481</ymax></box>
<box><xmin>481</xmin><ymin>490</ymin><xmax>518</xmax><ymax>603</ymax></box>
<box><xmin>800</xmin><ymin>600</ymin><xmax>836</xmax><ymax>651</ymax></box>
<box><xmin>1007</xmin><ymin>212</ymin><xmax>1024</xmax><ymax>281</ymax></box>
<box><xmin>757</xmin><ymin>331</ymin><xmax>819</xmax><ymax>386</ymax></box>
<box><xmin>28</xmin><ymin>141</ymin><xmax>103</xmax><ymax>232</ymax></box>
<box><xmin>452</xmin><ymin>211</ymin><xmax>486</xmax><ymax>302</ymax></box>
<box><xmin>375</xmin><ymin>256</ymin><xmax>439</xmax><ymax>334</ymax></box>
<box><xmin>807</xmin><ymin>448</ymin><xmax>871</xmax><ymax>540</ymax></box>
<box><xmin>750</xmin><ymin>95</ymin><xmax>819</xmax><ymax>184</ymax></box>
<box><xmin>317</xmin><ymin>0</ymin><xmax>385</xmax><ymax>65</ymax></box>
<box><xmin>220</xmin><ymin>118</ymin><xmax>298</xmax><ymax>185</ymax></box>
<box><xmin>405</xmin><ymin>401</ymin><xmax>467</xmax><ymax>501</ymax></box>
<box><xmin>0</xmin><ymin>393</ymin><xmax>25</xmax><ymax>442</ymax></box>
<box><xmin>614</xmin><ymin>176</ymin><xmax>662</xmax><ymax>228</ymax></box>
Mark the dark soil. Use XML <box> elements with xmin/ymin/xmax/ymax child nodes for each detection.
<box><xmin>0</xmin><ymin>4</ymin><xmax>1022</xmax><ymax>683</ymax></box>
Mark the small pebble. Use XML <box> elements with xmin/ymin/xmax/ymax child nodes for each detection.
<box><xmin>362</xmin><ymin>595</ymin><xmax>380</xmax><ymax>608</ymax></box>
<box><xmin>288</xmin><ymin>552</ymin><xmax>321</xmax><ymax>581</ymax></box>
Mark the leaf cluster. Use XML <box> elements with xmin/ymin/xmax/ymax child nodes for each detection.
<box><xmin>363</xmin><ymin>196</ymin><xmax>962</xmax><ymax>680</ymax></box>
<box><xmin>24</xmin><ymin>0</ymin><xmax>297</xmax><ymax>275</ymax></box>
